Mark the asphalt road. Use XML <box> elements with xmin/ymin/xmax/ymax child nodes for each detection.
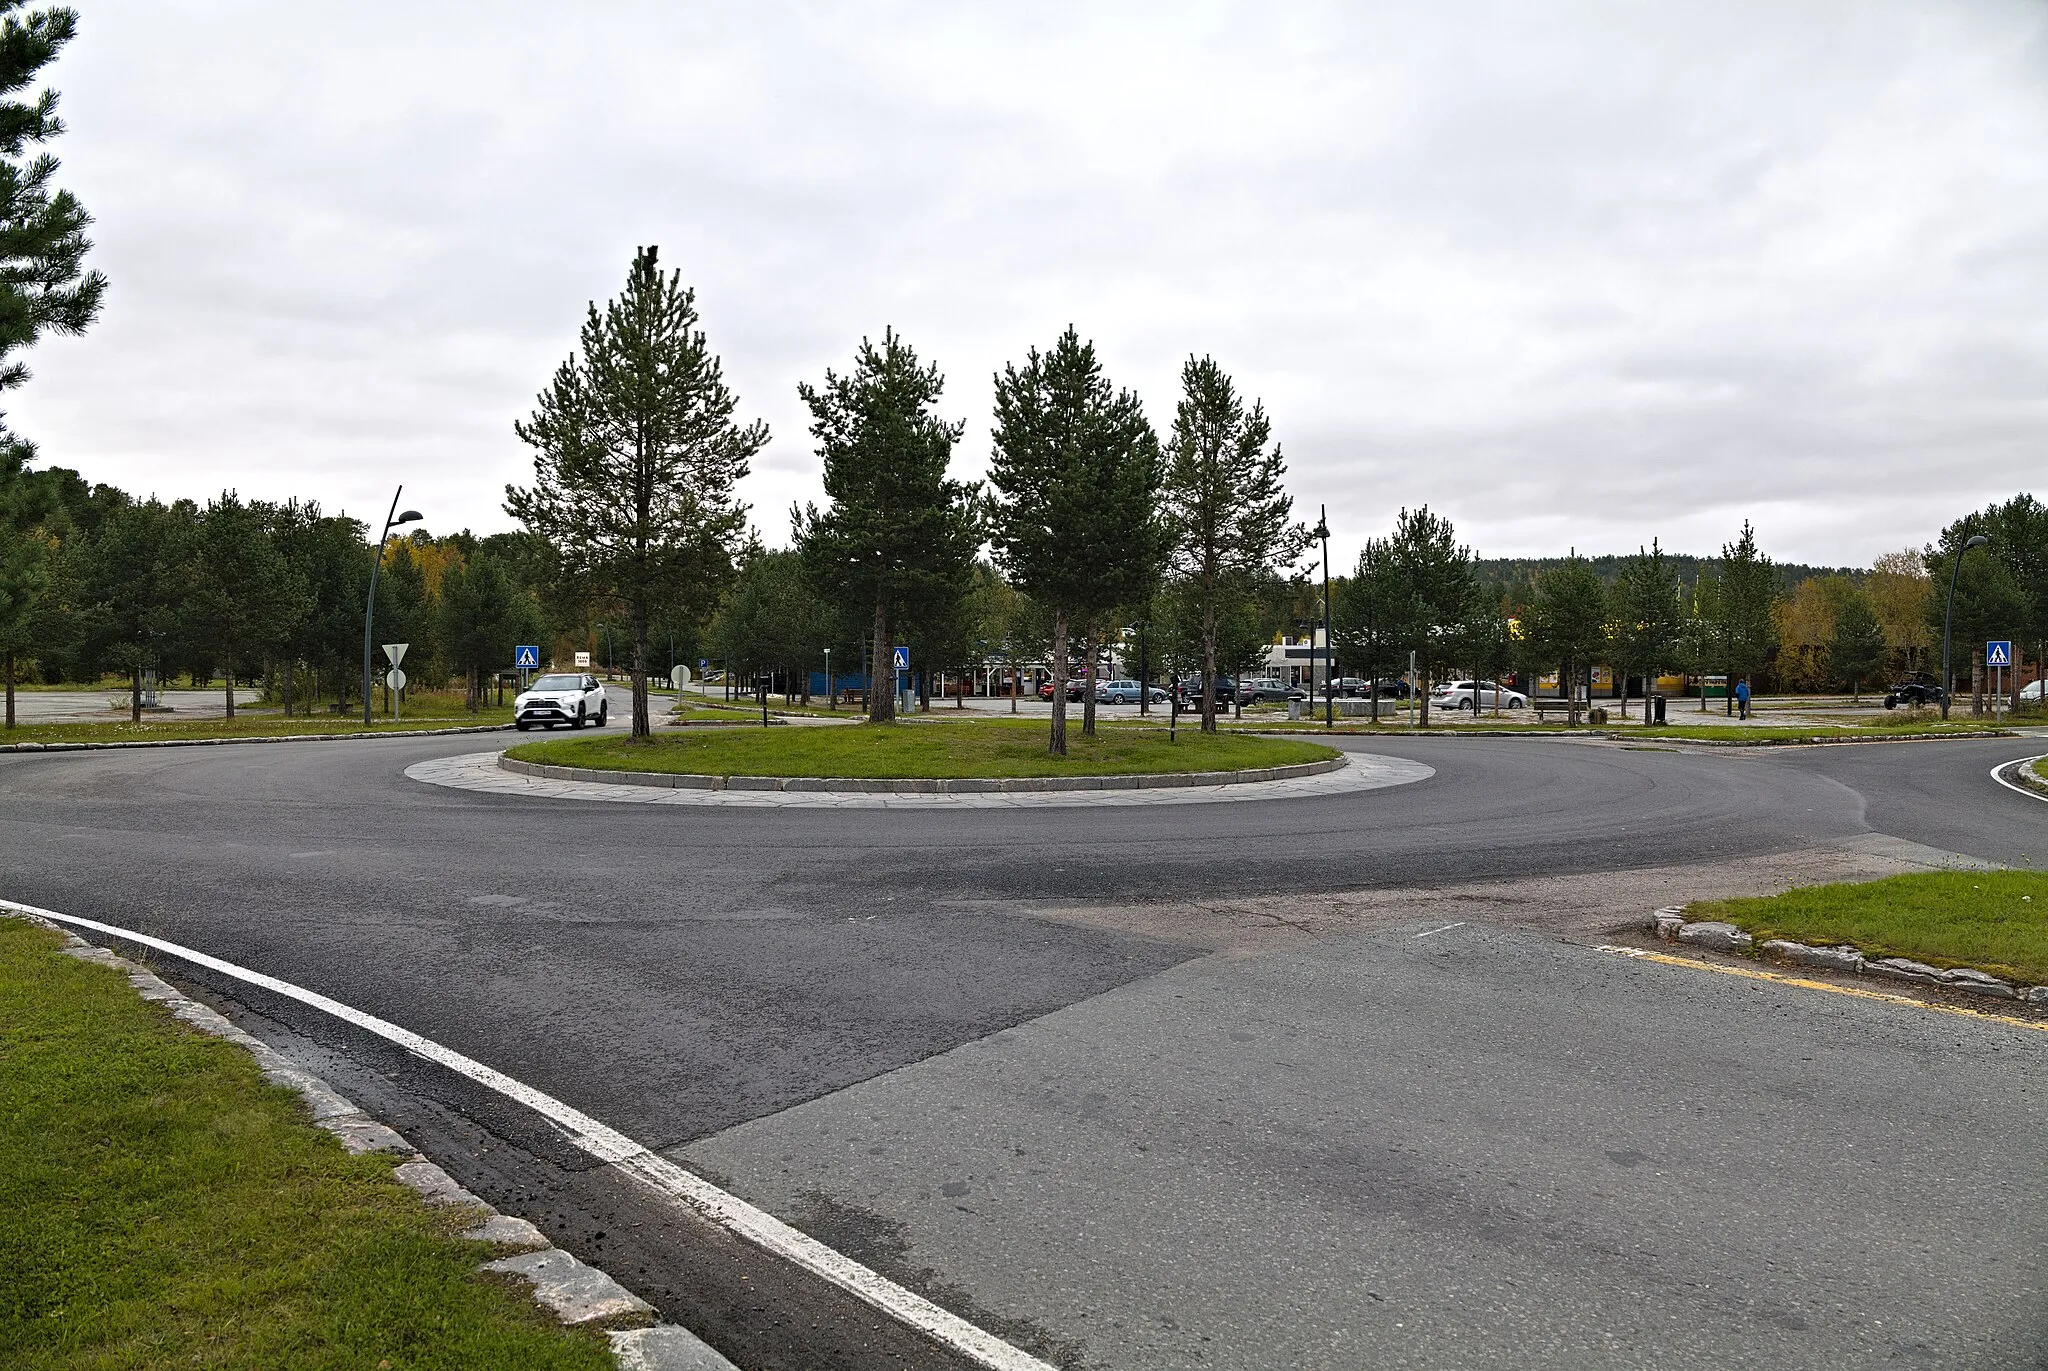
<box><xmin>3</xmin><ymin>711</ymin><xmax>2045</xmax><ymax>1369</ymax></box>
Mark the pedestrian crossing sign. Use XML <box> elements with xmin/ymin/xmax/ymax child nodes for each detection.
<box><xmin>1987</xmin><ymin>640</ymin><xmax>2012</xmax><ymax>667</ymax></box>
<box><xmin>893</xmin><ymin>646</ymin><xmax>910</xmax><ymax>671</ymax></box>
<box><xmin>515</xmin><ymin>644</ymin><xmax>540</xmax><ymax>670</ymax></box>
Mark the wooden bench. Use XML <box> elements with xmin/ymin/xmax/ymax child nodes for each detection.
<box><xmin>1531</xmin><ymin>699</ymin><xmax>1580</xmax><ymax>720</ymax></box>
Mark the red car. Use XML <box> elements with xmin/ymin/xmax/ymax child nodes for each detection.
<box><xmin>1036</xmin><ymin>679</ymin><xmax>1090</xmax><ymax>702</ymax></box>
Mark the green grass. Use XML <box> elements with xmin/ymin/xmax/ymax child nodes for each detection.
<box><xmin>1686</xmin><ymin>871</ymin><xmax>2048</xmax><ymax>984</ymax></box>
<box><xmin>0</xmin><ymin>918</ymin><xmax>612</xmax><ymax>1370</ymax></box>
<box><xmin>509</xmin><ymin>718</ymin><xmax>1337</xmax><ymax>778</ymax></box>
<box><xmin>3</xmin><ymin>691</ymin><xmax>512</xmax><ymax>744</ymax></box>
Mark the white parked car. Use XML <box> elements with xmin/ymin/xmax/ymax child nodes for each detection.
<box><xmin>1429</xmin><ymin>680</ymin><xmax>1528</xmax><ymax>713</ymax></box>
<box><xmin>515</xmin><ymin>672</ymin><xmax>610</xmax><ymax>730</ymax></box>
<box><xmin>1096</xmin><ymin>679</ymin><xmax>1168</xmax><ymax>704</ymax></box>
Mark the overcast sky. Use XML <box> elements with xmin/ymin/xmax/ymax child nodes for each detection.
<box><xmin>10</xmin><ymin>1</ymin><xmax>2048</xmax><ymax>569</ymax></box>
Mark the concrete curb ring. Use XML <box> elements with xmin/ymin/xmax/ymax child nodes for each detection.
<box><xmin>406</xmin><ymin>750</ymin><xmax>1434</xmax><ymax>808</ymax></box>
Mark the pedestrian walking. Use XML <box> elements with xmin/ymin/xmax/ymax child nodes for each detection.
<box><xmin>1735</xmin><ymin>677</ymin><xmax>1751</xmax><ymax>720</ymax></box>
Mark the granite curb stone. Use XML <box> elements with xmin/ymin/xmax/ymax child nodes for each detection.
<box><xmin>1650</xmin><ymin>910</ymin><xmax>2037</xmax><ymax>1002</ymax></box>
<box><xmin>13</xmin><ymin>913</ymin><xmax>732</xmax><ymax>1365</ymax></box>
<box><xmin>499</xmin><ymin>751</ymin><xmax>1346</xmax><ymax>793</ymax></box>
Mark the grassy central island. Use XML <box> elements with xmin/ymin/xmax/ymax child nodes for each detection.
<box><xmin>505</xmin><ymin>718</ymin><xmax>1338</xmax><ymax>779</ymax></box>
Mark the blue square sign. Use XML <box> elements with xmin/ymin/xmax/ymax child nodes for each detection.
<box><xmin>1987</xmin><ymin>640</ymin><xmax>2012</xmax><ymax>667</ymax></box>
<box><xmin>893</xmin><ymin>646</ymin><xmax>910</xmax><ymax>671</ymax></box>
<box><xmin>515</xmin><ymin>644</ymin><xmax>540</xmax><ymax>670</ymax></box>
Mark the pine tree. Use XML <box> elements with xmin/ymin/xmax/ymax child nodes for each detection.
<box><xmin>794</xmin><ymin>329</ymin><xmax>979</xmax><ymax>723</ymax></box>
<box><xmin>0</xmin><ymin>3</ymin><xmax>103</xmax><ymax>393</ymax></box>
<box><xmin>507</xmin><ymin>247</ymin><xmax>765</xmax><ymax>739</ymax></box>
<box><xmin>1159</xmin><ymin>357</ymin><xmax>1303</xmax><ymax>733</ymax></box>
<box><xmin>1386</xmin><ymin>506</ymin><xmax>1474</xmax><ymax>727</ymax></box>
<box><xmin>83</xmin><ymin>496</ymin><xmax>189</xmax><ymax>721</ymax></box>
<box><xmin>187</xmin><ymin>491</ymin><xmax>304</xmax><ymax>719</ymax></box>
<box><xmin>1713</xmin><ymin>521</ymin><xmax>1777</xmax><ymax>713</ymax></box>
<box><xmin>988</xmin><ymin>327</ymin><xmax>1160</xmax><ymax>753</ymax></box>
<box><xmin>1331</xmin><ymin>536</ymin><xmax>1408</xmax><ymax>721</ymax></box>
<box><xmin>1611</xmin><ymin>540</ymin><xmax>1681</xmax><ymax>718</ymax></box>
<box><xmin>1528</xmin><ymin>555</ymin><xmax>1608</xmax><ymax>726</ymax></box>
<box><xmin>1829</xmin><ymin>590</ymin><xmax>1885</xmax><ymax>703</ymax></box>
<box><xmin>438</xmin><ymin>549</ymin><xmax>536</xmax><ymax>710</ymax></box>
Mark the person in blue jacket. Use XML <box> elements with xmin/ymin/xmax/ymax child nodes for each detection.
<box><xmin>1735</xmin><ymin>677</ymin><xmax>1751</xmax><ymax>720</ymax></box>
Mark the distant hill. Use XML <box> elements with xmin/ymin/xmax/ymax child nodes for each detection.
<box><xmin>1472</xmin><ymin>555</ymin><xmax>1861</xmax><ymax>594</ymax></box>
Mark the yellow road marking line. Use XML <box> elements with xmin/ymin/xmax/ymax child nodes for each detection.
<box><xmin>1593</xmin><ymin>944</ymin><xmax>2048</xmax><ymax>1034</ymax></box>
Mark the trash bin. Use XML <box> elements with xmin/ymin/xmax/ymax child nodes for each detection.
<box><xmin>1287</xmin><ymin>698</ymin><xmax>1302</xmax><ymax>721</ymax></box>
<box><xmin>1652</xmin><ymin>693</ymin><xmax>1667</xmax><ymax>725</ymax></box>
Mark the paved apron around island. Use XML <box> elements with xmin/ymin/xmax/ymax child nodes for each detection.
<box><xmin>405</xmin><ymin>749</ymin><xmax>1434</xmax><ymax>807</ymax></box>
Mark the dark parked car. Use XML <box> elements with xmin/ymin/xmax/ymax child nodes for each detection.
<box><xmin>1235</xmin><ymin>677</ymin><xmax>1309</xmax><ymax>707</ymax></box>
<box><xmin>1173</xmin><ymin>676</ymin><xmax>1236</xmax><ymax>707</ymax></box>
<box><xmin>1883</xmin><ymin>678</ymin><xmax>1945</xmax><ymax>709</ymax></box>
<box><xmin>1365</xmin><ymin>677</ymin><xmax>1413</xmax><ymax>700</ymax></box>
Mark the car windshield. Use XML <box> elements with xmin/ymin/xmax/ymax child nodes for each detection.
<box><xmin>531</xmin><ymin>674</ymin><xmax>581</xmax><ymax>691</ymax></box>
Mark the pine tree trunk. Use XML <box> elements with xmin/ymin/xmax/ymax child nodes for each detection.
<box><xmin>1081</xmin><ymin>623</ymin><xmax>1098</xmax><ymax>737</ymax></box>
<box><xmin>3</xmin><ymin>648</ymin><xmax>13</xmax><ymax>729</ymax></box>
<box><xmin>869</xmin><ymin>595</ymin><xmax>893</xmax><ymax>723</ymax></box>
<box><xmin>224</xmin><ymin>651</ymin><xmax>236</xmax><ymax>720</ymax></box>
<box><xmin>1419</xmin><ymin>656</ymin><xmax>1432</xmax><ymax>728</ymax></box>
<box><xmin>131</xmin><ymin>665</ymin><xmax>142</xmax><ymax>723</ymax></box>
<box><xmin>1010</xmin><ymin>666</ymin><xmax>1018</xmax><ymax>713</ymax></box>
<box><xmin>1048</xmin><ymin>609</ymin><xmax>1068</xmax><ymax>756</ymax></box>
<box><xmin>282</xmin><ymin>660</ymin><xmax>294</xmax><ymax>717</ymax></box>
<box><xmin>630</xmin><ymin>600</ymin><xmax>651</xmax><ymax>737</ymax></box>
<box><xmin>1199</xmin><ymin>585</ymin><xmax>1218</xmax><ymax>735</ymax></box>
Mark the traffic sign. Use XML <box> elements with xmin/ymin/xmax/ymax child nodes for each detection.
<box><xmin>893</xmin><ymin>646</ymin><xmax>910</xmax><ymax>672</ymax></box>
<box><xmin>385</xmin><ymin>667</ymin><xmax>407</xmax><ymax>693</ymax></box>
<box><xmin>382</xmin><ymin>642</ymin><xmax>408</xmax><ymax>667</ymax></box>
<box><xmin>515</xmin><ymin>644</ymin><xmax>540</xmax><ymax>670</ymax></box>
<box><xmin>670</xmin><ymin>665</ymin><xmax>692</xmax><ymax>689</ymax></box>
<box><xmin>574</xmin><ymin>651</ymin><xmax>592</xmax><ymax>668</ymax></box>
<box><xmin>1988</xmin><ymin>640</ymin><xmax>2013</xmax><ymax>667</ymax></box>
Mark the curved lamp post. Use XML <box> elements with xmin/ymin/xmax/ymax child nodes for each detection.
<box><xmin>1313</xmin><ymin>505</ymin><xmax>1333</xmax><ymax>727</ymax></box>
<box><xmin>1941</xmin><ymin>533</ymin><xmax>1991</xmax><ymax>720</ymax></box>
<box><xmin>362</xmin><ymin>487</ymin><xmax>422</xmax><ymax>726</ymax></box>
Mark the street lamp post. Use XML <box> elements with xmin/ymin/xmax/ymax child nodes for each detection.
<box><xmin>1942</xmin><ymin>533</ymin><xmax>1991</xmax><ymax>720</ymax></box>
<box><xmin>1314</xmin><ymin>505</ymin><xmax>1333</xmax><ymax>728</ymax></box>
<box><xmin>362</xmin><ymin>487</ymin><xmax>422</xmax><ymax>727</ymax></box>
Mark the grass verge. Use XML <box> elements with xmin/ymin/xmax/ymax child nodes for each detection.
<box><xmin>2</xmin><ymin>699</ymin><xmax>512</xmax><ymax>745</ymax></box>
<box><xmin>0</xmin><ymin>918</ymin><xmax>610</xmax><ymax>1370</ymax></box>
<box><xmin>509</xmin><ymin>717</ymin><xmax>1337</xmax><ymax>778</ymax></box>
<box><xmin>1685</xmin><ymin>871</ymin><xmax>2048</xmax><ymax>984</ymax></box>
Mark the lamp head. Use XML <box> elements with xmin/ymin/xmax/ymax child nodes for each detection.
<box><xmin>395</xmin><ymin>510</ymin><xmax>423</xmax><ymax>526</ymax></box>
<box><xmin>1964</xmin><ymin>533</ymin><xmax>1990</xmax><ymax>550</ymax></box>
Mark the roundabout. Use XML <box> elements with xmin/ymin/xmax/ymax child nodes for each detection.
<box><xmin>406</xmin><ymin>747</ymin><xmax>1433</xmax><ymax>807</ymax></box>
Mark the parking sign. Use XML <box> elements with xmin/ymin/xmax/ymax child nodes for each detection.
<box><xmin>1988</xmin><ymin>640</ymin><xmax>2013</xmax><ymax>667</ymax></box>
<box><xmin>515</xmin><ymin>644</ymin><xmax>540</xmax><ymax>670</ymax></box>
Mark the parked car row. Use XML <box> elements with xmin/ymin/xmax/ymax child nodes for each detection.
<box><xmin>1035</xmin><ymin>677</ymin><xmax>1170</xmax><ymax>704</ymax></box>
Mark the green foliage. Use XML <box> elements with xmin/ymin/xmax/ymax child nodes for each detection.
<box><xmin>1386</xmin><ymin>506</ymin><xmax>1473</xmax><ymax>725</ymax></box>
<box><xmin>988</xmin><ymin>326</ymin><xmax>1160</xmax><ymax>749</ymax></box>
<box><xmin>186</xmin><ymin>490</ymin><xmax>306</xmax><ymax>719</ymax></box>
<box><xmin>0</xmin><ymin>2</ymin><xmax>104</xmax><ymax>393</ymax></box>
<box><xmin>507</xmin><ymin>246</ymin><xmax>765</xmax><ymax>736</ymax></box>
<box><xmin>1525</xmin><ymin>554</ymin><xmax>1608</xmax><ymax>724</ymax></box>
<box><xmin>1829</xmin><ymin>589</ymin><xmax>1886</xmax><ymax>699</ymax></box>
<box><xmin>1712</xmin><ymin>520</ymin><xmax>1777</xmax><ymax>684</ymax></box>
<box><xmin>707</xmin><ymin>548</ymin><xmax>835</xmax><ymax>692</ymax></box>
<box><xmin>1160</xmin><ymin>356</ymin><xmax>1304</xmax><ymax>731</ymax></box>
<box><xmin>1610</xmin><ymin>540</ymin><xmax>1681</xmax><ymax>711</ymax></box>
<box><xmin>438</xmin><ymin>548</ymin><xmax>540</xmax><ymax>707</ymax></box>
<box><xmin>794</xmin><ymin>328</ymin><xmax>980</xmax><ymax>722</ymax></box>
<box><xmin>1331</xmin><ymin>536</ymin><xmax>1407</xmax><ymax>718</ymax></box>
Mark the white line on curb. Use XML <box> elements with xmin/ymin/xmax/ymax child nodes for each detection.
<box><xmin>1990</xmin><ymin>754</ymin><xmax>2048</xmax><ymax>805</ymax></box>
<box><xmin>0</xmin><ymin>898</ymin><xmax>1058</xmax><ymax>1371</ymax></box>
<box><xmin>1412</xmin><ymin>922</ymin><xmax>1466</xmax><ymax>938</ymax></box>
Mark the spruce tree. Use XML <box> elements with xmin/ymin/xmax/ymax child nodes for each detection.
<box><xmin>1611</xmin><ymin>540</ymin><xmax>1681</xmax><ymax>718</ymax></box>
<box><xmin>1528</xmin><ymin>555</ymin><xmax>1608</xmax><ymax>726</ymax></box>
<box><xmin>187</xmin><ymin>491</ymin><xmax>304</xmax><ymax>719</ymax></box>
<box><xmin>988</xmin><ymin>326</ymin><xmax>1160</xmax><ymax>753</ymax></box>
<box><xmin>1386</xmin><ymin>506</ymin><xmax>1474</xmax><ymax>727</ymax></box>
<box><xmin>1713</xmin><ymin>521</ymin><xmax>1778</xmax><ymax>712</ymax></box>
<box><xmin>507</xmin><ymin>247</ymin><xmax>765</xmax><ymax>738</ymax></box>
<box><xmin>1331</xmin><ymin>536</ymin><xmax>1408</xmax><ymax>721</ymax></box>
<box><xmin>1159</xmin><ymin>357</ymin><xmax>1303</xmax><ymax>733</ymax></box>
<box><xmin>794</xmin><ymin>329</ymin><xmax>979</xmax><ymax>723</ymax></box>
<box><xmin>1829</xmin><ymin>590</ymin><xmax>1885</xmax><ymax>703</ymax></box>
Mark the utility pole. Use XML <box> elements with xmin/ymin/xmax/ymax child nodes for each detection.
<box><xmin>1316</xmin><ymin>505</ymin><xmax>1333</xmax><ymax>728</ymax></box>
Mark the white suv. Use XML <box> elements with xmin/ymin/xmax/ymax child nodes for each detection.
<box><xmin>1429</xmin><ymin>680</ymin><xmax>1528</xmax><ymax>713</ymax></box>
<box><xmin>515</xmin><ymin>673</ymin><xmax>610</xmax><ymax>730</ymax></box>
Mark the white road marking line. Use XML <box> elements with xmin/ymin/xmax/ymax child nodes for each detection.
<box><xmin>1413</xmin><ymin>921</ymin><xmax>1466</xmax><ymax>938</ymax></box>
<box><xmin>1990</xmin><ymin>754</ymin><xmax>2048</xmax><ymax>805</ymax></box>
<box><xmin>1</xmin><ymin>897</ymin><xmax>1058</xmax><ymax>1371</ymax></box>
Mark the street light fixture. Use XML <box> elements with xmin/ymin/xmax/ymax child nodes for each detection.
<box><xmin>362</xmin><ymin>487</ymin><xmax>422</xmax><ymax>727</ymax></box>
<box><xmin>1941</xmin><ymin>532</ymin><xmax>1991</xmax><ymax>720</ymax></box>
